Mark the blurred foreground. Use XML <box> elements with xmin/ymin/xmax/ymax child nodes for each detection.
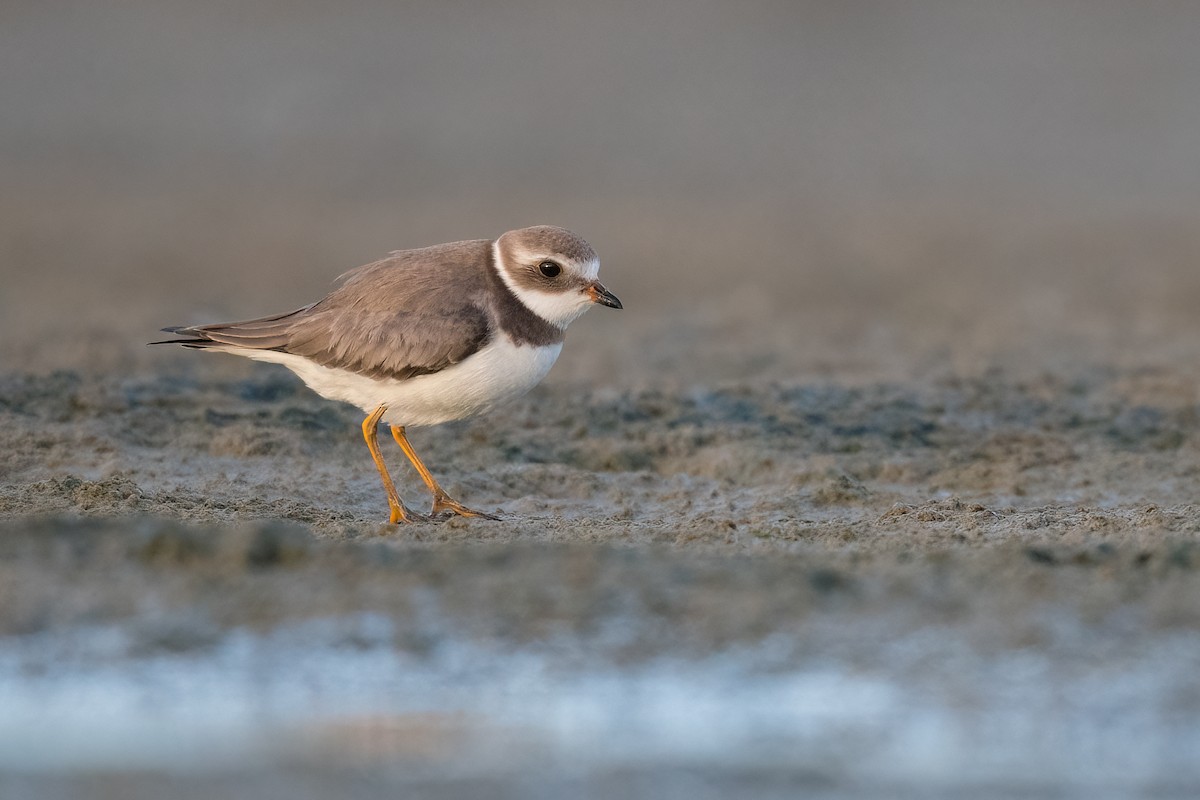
<box><xmin>3</xmin><ymin>368</ymin><xmax>1200</xmax><ymax>798</ymax></box>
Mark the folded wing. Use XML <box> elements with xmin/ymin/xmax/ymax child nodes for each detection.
<box><xmin>154</xmin><ymin>243</ymin><xmax>494</xmax><ymax>381</ymax></box>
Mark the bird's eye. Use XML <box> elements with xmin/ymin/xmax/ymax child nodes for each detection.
<box><xmin>538</xmin><ymin>261</ymin><xmax>562</xmax><ymax>278</ymax></box>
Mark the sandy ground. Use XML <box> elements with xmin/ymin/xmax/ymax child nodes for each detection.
<box><xmin>3</xmin><ymin>362</ymin><xmax>1200</xmax><ymax>797</ymax></box>
<box><xmin>4</xmin><ymin>2</ymin><xmax>1200</xmax><ymax>798</ymax></box>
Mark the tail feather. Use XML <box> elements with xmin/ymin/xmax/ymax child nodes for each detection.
<box><xmin>149</xmin><ymin>308</ymin><xmax>309</xmax><ymax>350</ymax></box>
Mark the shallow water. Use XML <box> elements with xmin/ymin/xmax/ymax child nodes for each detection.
<box><xmin>2</xmin><ymin>611</ymin><xmax>1198</xmax><ymax>797</ymax></box>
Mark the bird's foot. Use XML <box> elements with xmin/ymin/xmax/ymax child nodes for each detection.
<box><xmin>430</xmin><ymin>494</ymin><xmax>500</xmax><ymax>521</ymax></box>
<box><xmin>388</xmin><ymin>501</ymin><xmax>431</xmax><ymax>524</ymax></box>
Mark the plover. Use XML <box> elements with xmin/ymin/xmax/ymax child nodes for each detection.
<box><xmin>154</xmin><ymin>225</ymin><xmax>621</xmax><ymax>523</ymax></box>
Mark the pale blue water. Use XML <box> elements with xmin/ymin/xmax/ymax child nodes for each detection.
<box><xmin>0</xmin><ymin>613</ymin><xmax>1197</xmax><ymax>796</ymax></box>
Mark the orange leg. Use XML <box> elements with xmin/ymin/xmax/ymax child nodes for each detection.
<box><xmin>362</xmin><ymin>406</ymin><xmax>424</xmax><ymax>524</ymax></box>
<box><xmin>390</xmin><ymin>425</ymin><xmax>499</xmax><ymax>520</ymax></box>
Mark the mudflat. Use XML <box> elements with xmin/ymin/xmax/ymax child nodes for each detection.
<box><xmin>4</xmin><ymin>3</ymin><xmax>1200</xmax><ymax>797</ymax></box>
<box><xmin>3</xmin><ymin>351</ymin><xmax>1200</xmax><ymax>797</ymax></box>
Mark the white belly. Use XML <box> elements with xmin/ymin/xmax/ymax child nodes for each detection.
<box><xmin>223</xmin><ymin>336</ymin><xmax>563</xmax><ymax>426</ymax></box>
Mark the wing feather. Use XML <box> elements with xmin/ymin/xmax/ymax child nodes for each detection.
<box><xmin>154</xmin><ymin>239</ymin><xmax>495</xmax><ymax>380</ymax></box>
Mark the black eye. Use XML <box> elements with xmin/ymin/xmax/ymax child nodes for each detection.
<box><xmin>538</xmin><ymin>261</ymin><xmax>562</xmax><ymax>278</ymax></box>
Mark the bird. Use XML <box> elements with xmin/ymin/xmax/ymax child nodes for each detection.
<box><xmin>153</xmin><ymin>225</ymin><xmax>621</xmax><ymax>523</ymax></box>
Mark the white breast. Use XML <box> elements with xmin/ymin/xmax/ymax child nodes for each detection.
<box><xmin>226</xmin><ymin>336</ymin><xmax>563</xmax><ymax>427</ymax></box>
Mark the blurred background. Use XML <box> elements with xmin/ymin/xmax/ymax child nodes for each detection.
<box><xmin>4</xmin><ymin>0</ymin><xmax>1200</xmax><ymax>385</ymax></box>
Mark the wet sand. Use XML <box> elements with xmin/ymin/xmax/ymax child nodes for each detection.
<box><xmin>3</xmin><ymin>361</ymin><xmax>1200</xmax><ymax>797</ymax></box>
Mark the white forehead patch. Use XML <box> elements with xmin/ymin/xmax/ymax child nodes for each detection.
<box><xmin>508</xmin><ymin>242</ymin><xmax>600</xmax><ymax>282</ymax></box>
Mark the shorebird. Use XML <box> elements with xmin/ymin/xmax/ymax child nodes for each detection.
<box><xmin>154</xmin><ymin>225</ymin><xmax>621</xmax><ymax>523</ymax></box>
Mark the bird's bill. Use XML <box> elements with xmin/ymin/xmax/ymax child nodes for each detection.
<box><xmin>586</xmin><ymin>281</ymin><xmax>623</xmax><ymax>309</ymax></box>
